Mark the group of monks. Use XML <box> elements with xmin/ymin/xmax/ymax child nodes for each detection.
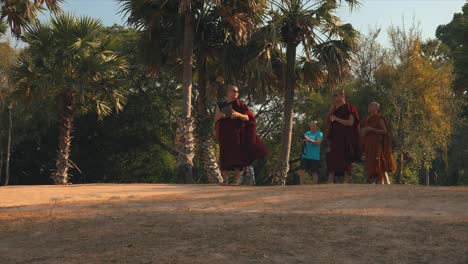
<box><xmin>325</xmin><ymin>90</ymin><xmax>395</xmax><ymax>184</ymax></box>
<box><xmin>214</xmin><ymin>86</ymin><xmax>395</xmax><ymax>185</ymax></box>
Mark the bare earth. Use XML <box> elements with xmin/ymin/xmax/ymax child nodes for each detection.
<box><xmin>0</xmin><ymin>184</ymin><xmax>467</xmax><ymax>264</ymax></box>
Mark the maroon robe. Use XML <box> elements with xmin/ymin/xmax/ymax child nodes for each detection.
<box><xmin>217</xmin><ymin>99</ymin><xmax>268</xmax><ymax>171</ymax></box>
<box><xmin>326</xmin><ymin>103</ymin><xmax>361</xmax><ymax>174</ymax></box>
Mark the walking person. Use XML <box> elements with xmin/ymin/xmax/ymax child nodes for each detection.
<box><xmin>214</xmin><ymin>85</ymin><xmax>268</xmax><ymax>185</ymax></box>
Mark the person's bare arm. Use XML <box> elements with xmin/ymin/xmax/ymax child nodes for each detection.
<box><xmin>306</xmin><ymin>137</ymin><xmax>323</xmax><ymax>145</ymax></box>
<box><xmin>215</xmin><ymin>106</ymin><xmax>226</xmax><ymax>121</ymax></box>
<box><xmin>232</xmin><ymin>110</ymin><xmax>249</xmax><ymax>121</ymax></box>
<box><xmin>328</xmin><ymin>104</ymin><xmax>336</xmax><ymax>115</ymax></box>
<box><xmin>331</xmin><ymin>114</ymin><xmax>355</xmax><ymax>126</ymax></box>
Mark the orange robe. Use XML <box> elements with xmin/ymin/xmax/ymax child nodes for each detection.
<box><xmin>362</xmin><ymin>113</ymin><xmax>396</xmax><ymax>179</ymax></box>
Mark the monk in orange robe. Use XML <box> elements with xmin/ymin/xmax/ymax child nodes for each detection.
<box><xmin>361</xmin><ymin>102</ymin><xmax>396</xmax><ymax>184</ymax></box>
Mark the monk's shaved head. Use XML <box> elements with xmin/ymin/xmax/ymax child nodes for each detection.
<box><xmin>368</xmin><ymin>101</ymin><xmax>380</xmax><ymax>115</ymax></box>
<box><xmin>369</xmin><ymin>101</ymin><xmax>380</xmax><ymax>110</ymax></box>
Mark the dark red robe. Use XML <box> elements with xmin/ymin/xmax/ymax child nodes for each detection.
<box><xmin>217</xmin><ymin>99</ymin><xmax>268</xmax><ymax>171</ymax></box>
<box><xmin>326</xmin><ymin>103</ymin><xmax>361</xmax><ymax>174</ymax></box>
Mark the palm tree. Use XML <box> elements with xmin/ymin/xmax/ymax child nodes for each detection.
<box><xmin>119</xmin><ymin>0</ymin><xmax>197</xmax><ymax>183</ymax></box>
<box><xmin>0</xmin><ymin>25</ymin><xmax>14</xmax><ymax>186</ymax></box>
<box><xmin>1</xmin><ymin>0</ymin><xmax>63</xmax><ymax>37</ymax></box>
<box><xmin>177</xmin><ymin>0</ymin><xmax>196</xmax><ymax>183</ymax></box>
<box><xmin>119</xmin><ymin>0</ymin><xmax>268</xmax><ymax>183</ymax></box>
<box><xmin>193</xmin><ymin>1</ymin><xmax>268</xmax><ymax>183</ymax></box>
<box><xmin>12</xmin><ymin>14</ymin><xmax>129</xmax><ymax>184</ymax></box>
<box><xmin>270</xmin><ymin>0</ymin><xmax>359</xmax><ymax>184</ymax></box>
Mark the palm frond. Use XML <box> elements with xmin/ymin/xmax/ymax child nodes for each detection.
<box><xmin>12</xmin><ymin>13</ymin><xmax>129</xmax><ymax>118</ymax></box>
<box><xmin>1</xmin><ymin>0</ymin><xmax>63</xmax><ymax>37</ymax></box>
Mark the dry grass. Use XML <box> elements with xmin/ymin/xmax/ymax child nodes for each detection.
<box><xmin>0</xmin><ymin>184</ymin><xmax>467</xmax><ymax>263</ymax></box>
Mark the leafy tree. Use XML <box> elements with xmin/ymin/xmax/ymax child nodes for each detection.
<box><xmin>436</xmin><ymin>3</ymin><xmax>468</xmax><ymax>185</ymax></box>
<box><xmin>436</xmin><ymin>3</ymin><xmax>468</xmax><ymax>96</ymax></box>
<box><xmin>192</xmin><ymin>1</ymin><xmax>268</xmax><ymax>183</ymax></box>
<box><xmin>352</xmin><ymin>27</ymin><xmax>389</xmax><ymax>86</ymax></box>
<box><xmin>373</xmin><ymin>26</ymin><xmax>455</xmax><ymax>184</ymax></box>
<box><xmin>1</xmin><ymin>0</ymin><xmax>62</xmax><ymax>37</ymax></box>
<box><xmin>12</xmin><ymin>14</ymin><xmax>129</xmax><ymax>184</ymax></box>
<box><xmin>0</xmin><ymin>39</ymin><xmax>16</xmax><ymax>185</ymax></box>
<box><xmin>445</xmin><ymin>122</ymin><xmax>468</xmax><ymax>185</ymax></box>
<box><xmin>119</xmin><ymin>0</ymin><xmax>199</xmax><ymax>183</ymax></box>
<box><xmin>119</xmin><ymin>0</ymin><xmax>269</xmax><ymax>183</ymax></box>
<box><xmin>6</xmin><ymin>25</ymin><xmax>182</xmax><ymax>185</ymax></box>
<box><xmin>70</xmin><ymin>75</ymin><xmax>180</xmax><ymax>184</ymax></box>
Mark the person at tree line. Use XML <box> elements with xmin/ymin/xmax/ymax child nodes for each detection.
<box><xmin>361</xmin><ymin>102</ymin><xmax>396</xmax><ymax>184</ymax></box>
<box><xmin>214</xmin><ymin>85</ymin><xmax>268</xmax><ymax>185</ymax></box>
<box><xmin>297</xmin><ymin>121</ymin><xmax>323</xmax><ymax>185</ymax></box>
<box><xmin>298</xmin><ymin>94</ymin><xmax>395</xmax><ymax>184</ymax></box>
<box><xmin>215</xmin><ymin>86</ymin><xmax>394</xmax><ymax>185</ymax></box>
<box><xmin>324</xmin><ymin>90</ymin><xmax>361</xmax><ymax>184</ymax></box>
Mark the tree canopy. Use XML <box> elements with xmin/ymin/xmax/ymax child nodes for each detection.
<box><xmin>0</xmin><ymin>1</ymin><xmax>466</xmax><ymax>186</ymax></box>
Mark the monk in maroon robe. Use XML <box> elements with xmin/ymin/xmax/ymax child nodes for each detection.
<box><xmin>214</xmin><ymin>86</ymin><xmax>268</xmax><ymax>185</ymax></box>
<box><xmin>325</xmin><ymin>90</ymin><xmax>360</xmax><ymax>184</ymax></box>
<box><xmin>361</xmin><ymin>102</ymin><xmax>396</xmax><ymax>184</ymax></box>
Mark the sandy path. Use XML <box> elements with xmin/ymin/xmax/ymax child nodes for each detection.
<box><xmin>0</xmin><ymin>184</ymin><xmax>467</xmax><ymax>263</ymax></box>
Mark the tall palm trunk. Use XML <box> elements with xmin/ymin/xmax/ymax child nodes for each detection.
<box><xmin>196</xmin><ymin>50</ymin><xmax>222</xmax><ymax>183</ymax></box>
<box><xmin>53</xmin><ymin>91</ymin><xmax>76</xmax><ymax>185</ymax></box>
<box><xmin>0</xmin><ymin>151</ymin><xmax>3</xmax><ymax>184</ymax></box>
<box><xmin>4</xmin><ymin>105</ymin><xmax>12</xmax><ymax>186</ymax></box>
<box><xmin>176</xmin><ymin>10</ymin><xmax>195</xmax><ymax>184</ymax></box>
<box><xmin>274</xmin><ymin>42</ymin><xmax>297</xmax><ymax>185</ymax></box>
<box><xmin>396</xmin><ymin>152</ymin><xmax>404</xmax><ymax>184</ymax></box>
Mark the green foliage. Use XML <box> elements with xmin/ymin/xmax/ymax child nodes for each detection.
<box><xmin>0</xmin><ymin>20</ymin><xmax>6</xmax><ymax>35</ymax></box>
<box><xmin>0</xmin><ymin>0</ymin><xmax>63</xmax><ymax>37</ymax></box>
<box><xmin>350</xmin><ymin>25</ymin><xmax>457</xmax><ymax>184</ymax></box>
<box><xmin>8</xmin><ymin>14</ymin><xmax>130</xmax><ymax>183</ymax></box>
<box><xmin>271</xmin><ymin>0</ymin><xmax>360</xmax><ymax>86</ymax></box>
<box><xmin>3</xmin><ymin>2</ymin><xmax>466</xmax><ymax>186</ymax></box>
<box><xmin>8</xmin><ymin>25</ymin><xmax>180</xmax><ymax>184</ymax></box>
<box><xmin>70</xmin><ymin>87</ymin><xmax>179</xmax><ymax>183</ymax></box>
<box><xmin>444</xmin><ymin>123</ymin><xmax>468</xmax><ymax>185</ymax></box>
<box><xmin>436</xmin><ymin>3</ymin><xmax>468</xmax><ymax>96</ymax></box>
<box><xmin>13</xmin><ymin>14</ymin><xmax>129</xmax><ymax>118</ymax></box>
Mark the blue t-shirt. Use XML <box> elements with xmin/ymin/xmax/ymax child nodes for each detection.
<box><xmin>302</xmin><ymin>131</ymin><xmax>323</xmax><ymax>160</ymax></box>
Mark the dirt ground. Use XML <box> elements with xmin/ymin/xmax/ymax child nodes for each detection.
<box><xmin>0</xmin><ymin>184</ymin><xmax>467</xmax><ymax>264</ymax></box>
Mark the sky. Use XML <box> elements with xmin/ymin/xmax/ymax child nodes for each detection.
<box><xmin>336</xmin><ymin>0</ymin><xmax>467</xmax><ymax>44</ymax></box>
<box><xmin>8</xmin><ymin>0</ymin><xmax>468</xmax><ymax>46</ymax></box>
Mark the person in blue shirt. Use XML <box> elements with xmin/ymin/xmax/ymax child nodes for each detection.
<box><xmin>298</xmin><ymin>120</ymin><xmax>323</xmax><ymax>184</ymax></box>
